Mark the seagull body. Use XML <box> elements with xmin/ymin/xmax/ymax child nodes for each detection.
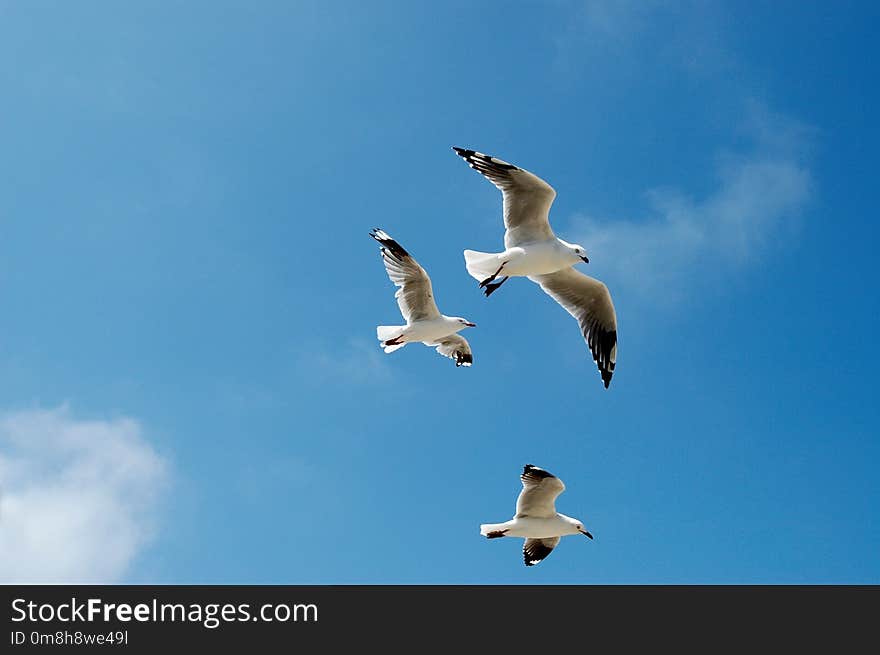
<box><xmin>370</xmin><ymin>229</ymin><xmax>476</xmax><ymax>367</ymax></box>
<box><xmin>453</xmin><ymin>146</ymin><xmax>618</xmax><ymax>388</ymax></box>
<box><xmin>385</xmin><ymin>316</ymin><xmax>472</xmax><ymax>345</ymax></box>
<box><xmin>480</xmin><ymin>515</ymin><xmax>584</xmax><ymax>540</ymax></box>
<box><xmin>480</xmin><ymin>464</ymin><xmax>593</xmax><ymax>567</ymax></box>
<box><xmin>466</xmin><ymin>239</ymin><xmax>585</xmax><ymax>278</ymax></box>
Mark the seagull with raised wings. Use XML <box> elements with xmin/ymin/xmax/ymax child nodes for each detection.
<box><xmin>453</xmin><ymin>147</ymin><xmax>618</xmax><ymax>388</ymax></box>
<box><xmin>481</xmin><ymin>464</ymin><xmax>593</xmax><ymax>567</ymax></box>
<box><xmin>370</xmin><ymin>229</ymin><xmax>476</xmax><ymax>367</ymax></box>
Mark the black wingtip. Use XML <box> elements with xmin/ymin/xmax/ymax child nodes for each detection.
<box><xmin>453</xmin><ymin>147</ymin><xmax>518</xmax><ymax>173</ymax></box>
<box><xmin>523</xmin><ymin>539</ymin><xmax>555</xmax><ymax>566</ymax></box>
<box><xmin>369</xmin><ymin>229</ymin><xmax>410</xmax><ymax>259</ymax></box>
<box><xmin>601</xmin><ymin>365</ymin><xmax>614</xmax><ymax>389</ymax></box>
<box><xmin>586</xmin><ymin>327</ymin><xmax>616</xmax><ymax>389</ymax></box>
<box><xmin>522</xmin><ymin>464</ymin><xmax>554</xmax><ymax>479</ymax></box>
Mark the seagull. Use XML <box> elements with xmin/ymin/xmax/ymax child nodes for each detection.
<box><xmin>480</xmin><ymin>464</ymin><xmax>593</xmax><ymax>567</ymax></box>
<box><xmin>453</xmin><ymin>147</ymin><xmax>618</xmax><ymax>388</ymax></box>
<box><xmin>370</xmin><ymin>229</ymin><xmax>476</xmax><ymax>367</ymax></box>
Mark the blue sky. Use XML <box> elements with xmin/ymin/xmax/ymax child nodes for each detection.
<box><xmin>1</xmin><ymin>1</ymin><xmax>878</xmax><ymax>583</ymax></box>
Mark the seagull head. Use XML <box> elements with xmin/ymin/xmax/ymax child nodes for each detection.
<box><xmin>561</xmin><ymin>240</ymin><xmax>590</xmax><ymax>264</ymax></box>
<box><xmin>453</xmin><ymin>317</ymin><xmax>477</xmax><ymax>328</ymax></box>
<box><xmin>563</xmin><ymin>515</ymin><xmax>593</xmax><ymax>539</ymax></box>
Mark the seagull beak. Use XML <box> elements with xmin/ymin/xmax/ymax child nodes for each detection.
<box><xmin>579</xmin><ymin>528</ymin><xmax>593</xmax><ymax>539</ymax></box>
<box><xmin>580</xmin><ymin>255</ymin><xmax>590</xmax><ymax>264</ymax></box>
<box><xmin>465</xmin><ymin>322</ymin><xmax>477</xmax><ymax>328</ymax></box>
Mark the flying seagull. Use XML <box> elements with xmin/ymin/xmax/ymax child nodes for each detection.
<box><xmin>453</xmin><ymin>147</ymin><xmax>618</xmax><ymax>388</ymax></box>
<box><xmin>480</xmin><ymin>464</ymin><xmax>593</xmax><ymax>567</ymax></box>
<box><xmin>370</xmin><ymin>229</ymin><xmax>476</xmax><ymax>367</ymax></box>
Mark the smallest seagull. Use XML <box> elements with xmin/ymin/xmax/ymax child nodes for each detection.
<box><xmin>370</xmin><ymin>229</ymin><xmax>476</xmax><ymax>367</ymax></box>
<box><xmin>481</xmin><ymin>464</ymin><xmax>593</xmax><ymax>566</ymax></box>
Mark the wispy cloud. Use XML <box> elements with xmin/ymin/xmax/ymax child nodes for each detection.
<box><xmin>571</xmin><ymin>105</ymin><xmax>813</xmax><ymax>299</ymax></box>
<box><xmin>571</xmin><ymin>0</ymin><xmax>657</xmax><ymax>41</ymax></box>
<box><xmin>300</xmin><ymin>337</ymin><xmax>393</xmax><ymax>386</ymax></box>
<box><xmin>555</xmin><ymin>1</ymin><xmax>731</xmax><ymax>75</ymax></box>
<box><xmin>0</xmin><ymin>406</ymin><xmax>168</xmax><ymax>583</ymax></box>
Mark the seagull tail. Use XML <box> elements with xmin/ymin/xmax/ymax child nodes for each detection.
<box><xmin>377</xmin><ymin>325</ymin><xmax>407</xmax><ymax>353</ymax></box>
<box><xmin>480</xmin><ymin>522</ymin><xmax>508</xmax><ymax>537</ymax></box>
<box><xmin>464</xmin><ymin>249</ymin><xmax>502</xmax><ymax>282</ymax></box>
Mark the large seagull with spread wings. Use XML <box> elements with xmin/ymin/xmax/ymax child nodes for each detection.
<box><xmin>370</xmin><ymin>229</ymin><xmax>476</xmax><ymax>367</ymax></box>
<box><xmin>453</xmin><ymin>147</ymin><xmax>618</xmax><ymax>388</ymax></box>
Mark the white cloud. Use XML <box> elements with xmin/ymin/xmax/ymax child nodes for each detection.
<box><xmin>571</xmin><ymin>106</ymin><xmax>813</xmax><ymax>299</ymax></box>
<box><xmin>0</xmin><ymin>406</ymin><xmax>168</xmax><ymax>583</ymax></box>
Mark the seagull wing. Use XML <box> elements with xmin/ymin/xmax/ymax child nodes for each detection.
<box><xmin>529</xmin><ymin>267</ymin><xmax>618</xmax><ymax>388</ymax></box>
<box><xmin>453</xmin><ymin>147</ymin><xmax>557</xmax><ymax>247</ymax></box>
<box><xmin>429</xmin><ymin>334</ymin><xmax>473</xmax><ymax>367</ymax></box>
<box><xmin>523</xmin><ymin>537</ymin><xmax>560</xmax><ymax>567</ymax></box>
<box><xmin>370</xmin><ymin>229</ymin><xmax>441</xmax><ymax>322</ymax></box>
<box><xmin>515</xmin><ymin>464</ymin><xmax>566</xmax><ymax>519</ymax></box>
